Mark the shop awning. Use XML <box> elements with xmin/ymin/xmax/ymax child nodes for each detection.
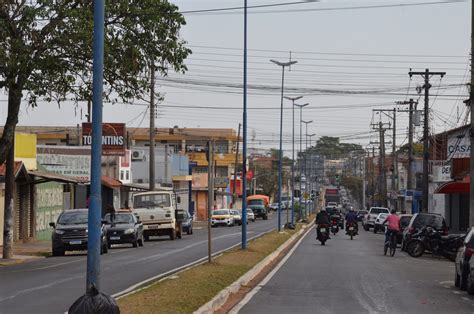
<box><xmin>435</xmin><ymin>176</ymin><xmax>470</xmax><ymax>194</ymax></box>
<box><xmin>29</xmin><ymin>170</ymin><xmax>87</xmax><ymax>185</ymax></box>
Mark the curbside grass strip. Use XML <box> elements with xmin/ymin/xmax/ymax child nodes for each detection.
<box><xmin>113</xmin><ymin>229</ymin><xmax>276</xmax><ymax>300</ymax></box>
<box><xmin>194</xmin><ymin>222</ymin><xmax>314</xmax><ymax>314</ymax></box>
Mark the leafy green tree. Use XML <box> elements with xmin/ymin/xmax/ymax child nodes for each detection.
<box><xmin>398</xmin><ymin>143</ymin><xmax>423</xmax><ymax>157</ymax></box>
<box><xmin>0</xmin><ymin>1</ymin><xmax>191</xmax><ymax>163</ymax></box>
<box><xmin>309</xmin><ymin>136</ymin><xmax>364</xmax><ymax>159</ymax></box>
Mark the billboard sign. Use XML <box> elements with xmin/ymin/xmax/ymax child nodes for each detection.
<box><xmin>82</xmin><ymin>122</ymin><xmax>126</xmax><ymax>156</ymax></box>
<box><xmin>37</xmin><ymin>146</ymin><xmax>91</xmax><ymax>181</ymax></box>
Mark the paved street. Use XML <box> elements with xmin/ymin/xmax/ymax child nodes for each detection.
<box><xmin>238</xmin><ymin>226</ymin><xmax>474</xmax><ymax>314</ymax></box>
<box><xmin>0</xmin><ymin>213</ymin><xmax>281</xmax><ymax>314</ymax></box>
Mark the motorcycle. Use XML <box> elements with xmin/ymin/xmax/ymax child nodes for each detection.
<box><xmin>317</xmin><ymin>224</ymin><xmax>329</xmax><ymax>245</ymax></box>
<box><xmin>406</xmin><ymin>226</ymin><xmax>465</xmax><ymax>261</ymax></box>
<box><xmin>331</xmin><ymin>219</ymin><xmax>339</xmax><ymax>235</ymax></box>
<box><xmin>347</xmin><ymin>222</ymin><xmax>357</xmax><ymax>240</ymax></box>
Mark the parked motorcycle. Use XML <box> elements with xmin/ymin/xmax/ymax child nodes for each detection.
<box><xmin>406</xmin><ymin>226</ymin><xmax>465</xmax><ymax>260</ymax></box>
<box><xmin>347</xmin><ymin>222</ymin><xmax>357</xmax><ymax>240</ymax></box>
<box><xmin>331</xmin><ymin>219</ymin><xmax>339</xmax><ymax>235</ymax></box>
<box><xmin>317</xmin><ymin>224</ymin><xmax>330</xmax><ymax>245</ymax></box>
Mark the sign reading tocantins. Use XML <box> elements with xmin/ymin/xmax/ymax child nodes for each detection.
<box><xmin>82</xmin><ymin>122</ymin><xmax>126</xmax><ymax>156</ymax></box>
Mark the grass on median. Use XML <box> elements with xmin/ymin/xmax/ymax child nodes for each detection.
<box><xmin>118</xmin><ymin>222</ymin><xmax>308</xmax><ymax>314</ymax></box>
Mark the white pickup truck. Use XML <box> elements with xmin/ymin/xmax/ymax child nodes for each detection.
<box><xmin>131</xmin><ymin>188</ymin><xmax>185</xmax><ymax>241</ymax></box>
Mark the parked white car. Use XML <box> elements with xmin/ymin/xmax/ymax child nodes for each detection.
<box><xmin>362</xmin><ymin>207</ymin><xmax>390</xmax><ymax>231</ymax></box>
<box><xmin>246</xmin><ymin>209</ymin><xmax>255</xmax><ymax>222</ymax></box>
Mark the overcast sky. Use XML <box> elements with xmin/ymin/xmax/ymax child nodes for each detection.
<box><xmin>1</xmin><ymin>0</ymin><xmax>471</xmax><ymax>154</ymax></box>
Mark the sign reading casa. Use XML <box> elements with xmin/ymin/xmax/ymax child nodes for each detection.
<box><xmin>82</xmin><ymin>123</ymin><xmax>126</xmax><ymax>156</ymax></box>
<box><xmin>447</xmin><ymin>135</ymin><xmax>470</xmax><ymax>158</ymax></box>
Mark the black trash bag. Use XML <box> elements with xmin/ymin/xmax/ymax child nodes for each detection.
<box><xmin>69</xmin><ymin>285</ymin><xmax>120</xmax><ymax>314</ymax></box>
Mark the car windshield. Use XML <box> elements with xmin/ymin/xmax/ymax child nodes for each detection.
<box><xmin>247</xmin><ymin>209</ymin><xmax>253</xmax><ymax>213</ymax></box>
<box><xmin>358</xmin><ymin>211</ymin><xmax>368</xmax><ymax>215</ymax></box>
<box><xmin>104</xmin><ymin>213</ymin><xmax>134</xmax><ymax>224</ymax></box>
<box><xmin>213</xmin><ymin>210</ymin><xmax>229</xmax><ymax>215</ymax></box>
<box><xmin>413</xmin><ymin>214</ymin><xmax>445</xmax><ymax>229</ymax></box>
<box><xmin>326</xmin><ymin>207</ymin><xmax>337</xmax><ymax>215</ymax></box>
<box><xmin>370</xmin><ymin>208</ymin><xmax>389</xmax><ymax>215</ymax></box>
<box><xmin>378</xmin><ymin>214</ymin><xmax>388</xmax><ymax>219</ymax></box>
<box><xmin>134</xmin><ymin>193</ymin><xmax>170</xmax><ymax>208</ymax></box>
<box><xmin>58</xmin><ymin>211</ymin><xmax>88</xmax><ymax>225</ymax></box>
<box><xmin>248</xmin><ymin>200</ymin><xmax>264</xmax><ymax>206</ymax></box>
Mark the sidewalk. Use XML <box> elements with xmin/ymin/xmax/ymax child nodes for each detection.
<box><xmin>0</xmin><ymin>240</ymin><xmax>51</xmax><ymax>266</ymax></box>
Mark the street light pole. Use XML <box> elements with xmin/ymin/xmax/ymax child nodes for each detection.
<box><xmin>295</xmin><ymin>103</ymin><xmax>309</xmax><ymax>221</ymax></box>
<box><xmin>270</xmin><ymin>59</ymin><xmax>297</xmax><ymax>232</ymax></box>
<box><xmin>241</xmin><ymin>0</ymin><xmax>248</xmax><ymax>249</ymax></box>
<box><xmin>302</xmin><ymin>120</ymin><xmax>313</xmax><ymax>219</ymax></box>
<box><xmin>307</xmin><ymin>133</ymin><xmax>316</xmax><ymax>214</ymax></box>
<box><xmin>284</xmin><ymin>96</ymin><xmax>303</xmax><ymax>226</ymax></box>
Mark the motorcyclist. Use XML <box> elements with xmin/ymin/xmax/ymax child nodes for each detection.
<box><xmin>345</xmin><ymin>207</ymin><xmax>358</xmax><ymax>234</ymax></box>
<box><xmin>383</xmin><ymin>209</ymin><xmax>400</xmax><ymax>245</ymax></box>
<box><xmin>316</xmin><ymin>207</ymin><xmax>331</xmax><ymax>239</ymax></box>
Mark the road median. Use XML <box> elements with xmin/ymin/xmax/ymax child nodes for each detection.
<box><xmin>118</xmin><ymin>218</ymin><xmax>314</xmax><ymax>314</ymax></box>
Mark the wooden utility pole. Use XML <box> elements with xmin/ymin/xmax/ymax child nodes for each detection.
<box><xmin>380</xmin><ymin>122</ymin><xmax>387</xmax><ymax>208</ymax></box>
<box><xmin>149</xmin><ymin>63</ymin><xmax>156</xmax><ymax>191</ymax></box>
<box><xmin>409</xmin><ymin>69</ymin><xmax>445</xmax><ymax>212</ymax></box>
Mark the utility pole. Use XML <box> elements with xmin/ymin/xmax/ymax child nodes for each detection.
<box><xmin>232</xmin><ymin>123</ymin><xmax>241</xmax><ymax>208</ymax></box>
<box><xmin>409</xmin><ymin>69</ymin><xmax>446</xmax><ymax>213</ymax></box>
<box><xmin>302</xmin><ymin>120</ymin><xmax>313</xmax><ymax>219</ymax></box>
<box><xmin>149</xmin><ymin>63</ymin><xmax>156</xmax><ymax>191</ymax></box>
<box><xmin>397</xmin><ymin>99</ymin><xmax>418</xmax><ymax>191</ymax></box>
<box><xmin>2</xmin><ymin>146</ymin><xmax>14</xmax><ymax>259</ymax></box>
<box><xmin>392</xmin><ymin>108</ymin><xmax>397</xmax><ymax>206</ymax></box>
<box><xmin>372</xmin><ymin>122</ymin><xmax>390</xmax><ymax>207</ymax></box>
<box><xmin>295</xmin><ymin>103</ymin><xmax>309</xmax><ymax>220</ymax></box>
<box><xmin>470</xmin><ymin>0</ymin><xmax>474</xmax><ymax>228</ymax></box>
<box><xmin>207</xmin><ymin>140</ymin><xmax>214</xmax><ymax>263</ymax></box>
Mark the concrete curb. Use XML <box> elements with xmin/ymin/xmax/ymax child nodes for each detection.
<box><xmin>194</xmin><ymin>222</ymin><xmax>314</xmax><ymax>314</ymax></box>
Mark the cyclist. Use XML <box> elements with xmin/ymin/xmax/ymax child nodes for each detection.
<box><xmin>383</xmin><ymin>209</ymin><xmax>400</xmax><ymax>245</ymax></box>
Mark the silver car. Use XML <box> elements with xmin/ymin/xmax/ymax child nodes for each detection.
<box><xmin>363</xmin><ymin>207</ymin><xmax>390</xmax><ymax>231</ymax></box>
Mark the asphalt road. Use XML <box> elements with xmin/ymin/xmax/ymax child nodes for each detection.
<box><xmin>0</xmin><ymin>212</ymin><xmax>282</xmax><ymax>314</ymax></box>
<box><xmin>237</xmin><ymin>225</ymin><xmax>474</xmax><ymax>314</ymax></box>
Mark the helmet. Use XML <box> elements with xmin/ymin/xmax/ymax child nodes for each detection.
<box><xmin>349</xmin><ymin>207</ymin><xmax>354</xmax><ymax>212</ymax></box>
<box><xmin>321</xmin><ymin>207</ymin><xmax>326</xmax><ymax>212</ymax></box>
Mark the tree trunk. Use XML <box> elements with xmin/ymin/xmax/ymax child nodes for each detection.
<box><xmin>0</xmin><ymin>86</ymin><xmax>22</xmax><ymax>164</ymax></box>
<box><xmin>3</xmin><ymin>146</ymin><xmax>15</xmax><ymax>259</ymax></box>
<box><xmin>2</xmin><ymin>85</ymin><xmax>22</xmax><ymax>259</ymax></box>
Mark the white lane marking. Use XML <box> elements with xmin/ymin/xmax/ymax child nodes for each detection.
<box><xmin>112</xmin><ymin>229</ymin><xmax>275</xmax><ymax>299</ymax></box>
<box><xmin>0</xmin><ymin>274</ymin><xmax>84</xmax><ymax>302</ymax></box>
<box><xmin>462</xmin><ymin>297</ymin><xmax>470</xmax><ymax>301</ymax></box>
<box><xmin>229</xmin><ymin>226</ymin><xmax>313</xmax><ymax>314</ymax></box>
<box><xmin>7</xmin><ymin>258</ymin><xmax>84</xmax><ymax>273</ymax></box>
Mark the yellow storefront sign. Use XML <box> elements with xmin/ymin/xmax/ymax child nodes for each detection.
<box><xmin>15</xmin><ymin>133</ymin><xmax>37</xmax><ymax>170</ymax></box>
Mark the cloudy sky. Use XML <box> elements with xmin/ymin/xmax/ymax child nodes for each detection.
<box><xmin>1</xmin><ymin>0</ymin><xmax>471</xmax><ymax>154</ymax></box>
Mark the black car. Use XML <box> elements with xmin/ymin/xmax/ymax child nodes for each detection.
<box><xmin>455</xmin><ymin>228</ymin><xmax>474</xmax><ymax>291</ymax></box>
<box><xmin>50</xmin><ymin>209</ymin><xmax>108</xmax><ymax>256</ymax></box>
<box><xmin>104</xmin><ymin>211</ymin><xmax>144</xmax><ymax>248</ymax></box>
<box><xmin>401</xmin><ymin>213</ymin><xmax>448</xmax><ymax>251</ymax></box>
<box><xmin>182</xmin><ymin>211</ymin><xmax>194</xmax><ymax>235</ymax></box>
<box><xmin>397</xmin><ymin>214</ymin><xmax>413</xmax><ymax>244</ymax></box>
<box><xmin>356</xmin><ymin>210</ymin><xmax>368</xmax><ymax>222</ymax></box>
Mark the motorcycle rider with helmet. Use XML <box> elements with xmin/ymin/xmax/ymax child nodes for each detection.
<box><xmin>316</xmin><ymin>207</ymin><xmax>331</xmax><ymax>239</ymax></box>
<box><xmin>345</xmin><ymin>207</ymin><xmax>358</xmax><ymax>234</ymax></box>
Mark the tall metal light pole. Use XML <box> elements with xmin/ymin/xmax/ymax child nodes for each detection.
<box><xmin>241</xmin><ymin>0</ymin><xmax>248</xmax><ymax>249</ymax></box>
<box><xmin>295</xmin><ymin>103</ymin><xmax>308</xmax><ymax>220</ymax></box>
<box><xmin>284</xmin><ymin>96</ymin><xmax>303</xmax><ymax>226</ymax></box>
<box><xmin>307</xmin><ymin>133</ymin><xmax>316</xmax><ymax>213</ymax></box>
<box><xmin>302</xmin><ymin>120</ymin><xmax>313</xmax><ymax>219</ymax></box>
<box><xmin>270</xmin><ymin>59</ymin><xmax>297</xmax><ymax>232</ymax></box>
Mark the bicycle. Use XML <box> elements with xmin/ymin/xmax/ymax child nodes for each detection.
<box><xmin>384</xmin><ymin>229</ymin><xmax>397</xmax><ymax>257</ymax></box>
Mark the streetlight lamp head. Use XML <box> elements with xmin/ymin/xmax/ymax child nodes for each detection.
<box><xmin>270</xmin><ymin>59</ymin><xmax>298</xmax><ymax>67</ymax></box>
<box><xmin>295</xmin><ymin>103</ymin><xmax>309</xmax><ymax>108</ymax></box>
<box><xmin>284</xmin><ymin>96</ymin><xmax>303</xmax><ymax>101</ymax></box>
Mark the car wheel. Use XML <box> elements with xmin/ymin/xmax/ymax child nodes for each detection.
<box><xmin>467</xmin><ymin>273</ymin><xmax>474</xmax><ymax>295</ymax></box>
<box><xmin>253</xmin><ymin>219</ymin><xmax>255</xmax><ymax>222</ymax></box>
<box><xmin>373</xmin><ymin>227</ymin><xmax>377</xmax><ymax>234</ymax></box>
<box><xmin>190</xmin><ymin>226</ymin><xmax>193</xmax><ymax>235</ymax></box>
<box><xmin>132</xmin><ymin>236</ymin><xmax>138</xmax><ymax>248</ymax></box>
<box><xmin>363</xmin><ymin>224</ymin><xmax>369</xmax><ymax>231</ymax></box>
<box><xmin>170</xmin><ymin>229</ymin><xmax>177</xmax><ymax>240</ymax></box>
<box><xmin>101</xmin><ymin>241</ymin><xmax>108</xmax><ymax>254</ymax></box>
<box><xmin>52</xmin><ymin>247</ymin><xmax>65</xmax><ymax>257</ymax></box>
<box><xmin>263</xmin><ymin>215</ymin><xmax>268</xmax><ymax>220</ymax></box>
<box><xmin>107</xmin><ymin>241</ymin><xmax>111</xmax><ymax>250</ymax></box>
<box><xmin>187</xmin><ymin>227</ymin><xmax>192</xmax><ymax>235</ymax></box>
<box><xmin>138</xmin><ymin>234</ymin><xmax>144</xmax><ymax>247</ymax></box>
<box><xmin>144</xmin><ymin>234</ymin><xmax>150</xmax><ymax>242</ymax></box>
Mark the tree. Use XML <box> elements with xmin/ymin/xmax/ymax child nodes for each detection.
<box><xmin>0</xmin><ymin>1</ymin><xmax>191</xmax><ymax>163</ymax></box>
<box><xmin>398</xmin><ymin>143</ymin><xmax>423</xmax><ymax>157</ymax></box>
<box><xmin>310</xmin><ymin>136</ymin><xmax>364</xmax><ymax>159</ymax></box>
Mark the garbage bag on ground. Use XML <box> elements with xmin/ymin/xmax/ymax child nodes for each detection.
<box><xmin>69</xmin><ymin>285</ymin><xmax>120</xmax><ymax>314</ymax></box>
